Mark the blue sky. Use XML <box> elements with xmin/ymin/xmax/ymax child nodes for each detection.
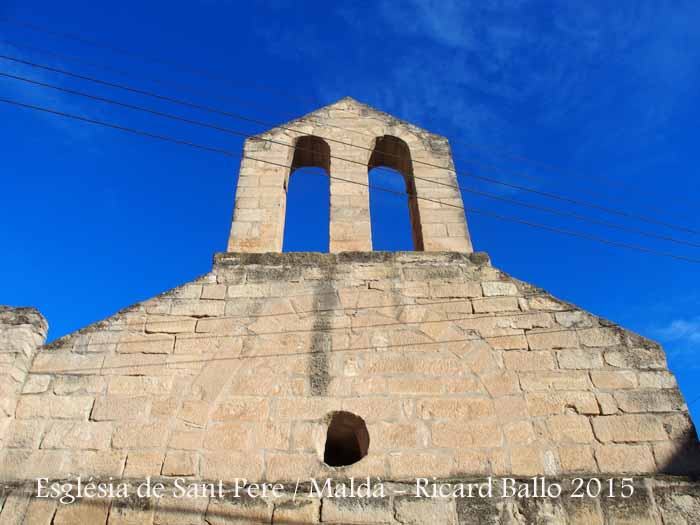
<box><xmin>1</xmin><ymin>1</ymin><xmax>698</xmax><ymax>425</ymax></box>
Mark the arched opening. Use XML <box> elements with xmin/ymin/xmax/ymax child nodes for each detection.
<box><xmin>283</xmin><ymin>136</ymin><xmax>330</xmax><ymax>252</ymax></box>
<box><xmin>368</xmin><ymin>136</ymin><xmax>424</xmax><ymax>251</ymax></box>
<box><xmin>323</xmin><ymin>411</ymin><xmax>369</xmax><ymax>467</ymax></box>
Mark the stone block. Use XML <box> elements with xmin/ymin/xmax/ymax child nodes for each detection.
<box><xmin>546</xmin><ymin>415</ymin><xmax>594</xmax><ymax>443</ymax></box>
<box><xmin>638</xmin><ymin>371</ymin><xmax>677</xmax><ymax>389</ymax></box>
<box><xmin>341</xmin><ymin>398</ymin><xmax>403</xmax><ymax>421</ymax></box>
<box><xmin>32</xmin><ymin>352</ymin><xmax>104</xmax><ymax>375</ymax></box>
<box><xmin>595</xmin><ymin>444</ymin><xmax>656</xmax><ymax>473</ymax></box>
<box><xmin>432</xmin><ymin>420</ymin><xmax>502</xmax><ymax>448</ymax></box>
<box><xmin>321</xmin><ymin>497</ymin><xmax>395</xmax><ymax>525</ymax></box>
<box><xmin>249</xmin><ymin>421</ymin><xmax>290</xmax><ymax>450</ymax></box>
<box><xmin>559</xmin><ymin>445</ymin><xmax>597</xmax><ymax>473</ymax></box>
<box><xmin>430</xmin><ymin>282</ymin><xmax>481</xmax><ymax>298</ymax></box>
<box><xmin>578</xmin><ymin>327</ymin><xmax>621</xmax><ymax>347</ymax></box>
<box><xmin>527</xmin><ymin>296</ymin><xmax>567</xmax><ymax>310</ymax></box>
<box><xmin>555</xmin><ymin>311</ymin><xmax>595</xmax><ymax>328</ymax></box>
<box><xmin>212</xmin><ymin>398</ymin><xmax>269</xmax><ymax>422</ymax></box>
<box><xmin>144</xmin><ymin>315</ymin><xmax>197</xmax><ymax>334</ymax></box>
<box><xmin>368</xmin><ymin>422</ymin><xmax>418</xmax><ymax>449</ymax></box>
<box><xmin>472</xmin><ymin>297</ymin><xmax>519</xmax><ymax>313</ymax></box>
<box><xmin>117</xmin><ymin>334</ymin><xmax>174</xmax><ymax>354</ymax></box>
<box><xmin>661</xmin><ymin>413</ymin><xmax>696</xmax><ymax>439</ymax></box>
<box><xmin>597</xmin><ymin>393</ymin><xmax>618</xmax><ymax>415</ymax></box>
<box><xmin>503</xmin><ymin>420</ymin><xmax>535</xmax><ymax>445</ymax></box>
<box><xmin>161</xmin><ymin>451</ymin><xmax>197</xmax><ymax>476</ymax></box>
<box><xmin>417</xmin><ymin>398</ymin><xmax>494</xmax><ymax>420</ymax></box>
<box><xmin>273</xmin><ymin>499</ymin><xmax>320</xmax><ymax>523</ymax></box>
<box><xmin>54</xmin><ymin>498</ymin><xmax>110</xmax><ymax>525</ymax></box>
<box><xmin>102</xmin><ymin>353</ymin><xmax>168</xmax><ymax>376</ymax></box>
<box><xmin>108</xmin><ymin>376</ymin><xmax>174</xmax><ymax>396</ymax></box>
<box><xmin>205</xmin><ymin>496</ymin><xmax>272</xmax><ymax>525</ymax></box>
<box><xmin>527</xmin><ymin>330</ymin><xmax>578</xmax><ymax>350</ymax></box>
<box><xmin>113</xmin><ymin>423</ymin><xmax>168</xmax><ymax>448</ymax></box>
<box><xmin>4</xmin><ymin>420</ymin><xmax>45</xmax><ymax>448</ymax></box>
<box><xmin>453</xmin><ymin>449</ymin><xmax>493</xmax><ymax>475</ymax></box>
<box><xmin>201</xmin><ymin>284</ymin><xmax>227</xmax><ymax>300</ymax></box>
<box><xmin>22</xmin><ymin>374</ymin><xmax>51</xmax><ymax>393</ymax></box>
<box><xmin>591</xmin><ymin>415</ymin><xmax>667</xmax><ymax>442</ymax></box>
<box><xmin>510</xmin><ymin>446</ymin><xmax>545</xmax><ymax>476</ymax></box>
<box><xmin>41</xmin><ymin>421</ymin><xmax>112</xmax><ymax>450</ymax></box>
<box><xmin>91</xmin><ymin>395</ymin><xmax>150</xmax><ymax>421</ymax></box>
<box><xmin>481</xmin><ymin>370</ymin><xmax>520</xmax><ymax>396</ymax></box>
<box><xmin>389</xmin><ymin>452</ymin><xmax>454</xmax><ymax>479</ymax></box>
<box><xmin>15</xmin><ymin>395</ymin><xmax>94</xmax><ymax>419</ymax></box>
<box><xmin>394</xmin><ymin>496</ymin><xmax>458</xmax><ymax>525</ymax></box>
<box><xmin>203</xmin><ymin>423</ymin><xmax>250</xmax><ymax>450</ymax></box>
<box><xmin>23</xmin><ymin>497</ymin><xmax>58</xmax><ymax>525</ymax></box>
<box><xmin>486</xmin><ymin>334</ymin><xmax>528</xmax><ymax>350</ymax></box>
<box><xmin>614</xmin><ymin>389</ymin><xmax>685</xmax><ymax>413</ymax></box>
<box><xmin>201</xmin><ymin>451</ymin><xmax>264</xmax><ymax>481</ymax></box>
<box><xmin>590</xmin><ymin>371</ymin><xmax>637</xmax><ymax>389</ymax></box>
<box><xmin>124</xmin><ymin>451</ymin><xmax>164</xmax><ymax>477</ymax></box>
<box><xmin>53</xmin><ymin>375</ymin><xmax>106</xmax><ymax>395</ymax></box>
<box><xmin>557</xmin><ymin>349</ymin><xmax>603</xmax><ymax>369</ymax></box>
<box><xmin>265</xmin><ymin>453</ymin><xmax>319</xmax><ymax>481</ymax></box>
<box><xmin>482</xmin><ymin>281</ymin><xmax>518</xmax><ymax>296</ymax></box>
<box><xmin>169</xmin><ymin>429</ymin><xmax>204</xmax><ymax>450</ymax></box>
<box><xmin>526</xmin><ymin>392</ymin><xmax>599</xmax><ymax>416</ymax></box>
<box><xmin>494</xmin><ymin>396</ymin><xmax>528</xmax><ymax>420</ymax></box>
<box><xmin>502</xmin><ymin>351</ymin><xmax>556</xmax><ymax>371</ymax></box>
<box><xmin>604</xmin><ymin>347</ymin><xmax>666</xmax><ymax>369</ymax></box>
<box><xmin>65</xmin><ymin>450</ymin><xmax>126</xmax><ymax>477</ymax></box>
<box><xmin>519</xmin><ymin>370</ymin><xmax>591</xmax><ymax>391</ymax></box>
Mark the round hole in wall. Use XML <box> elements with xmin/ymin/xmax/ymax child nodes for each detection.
<box><xmin>323</xmin><ymin>411</ymin><xmax>369</xmax><ymax>467</ymax></box>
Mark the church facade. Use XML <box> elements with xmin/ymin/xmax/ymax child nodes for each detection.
<box><xmin>1</xmin><ymin>98</ymin><xmax>698</xmax><ymax>523</ymax></box>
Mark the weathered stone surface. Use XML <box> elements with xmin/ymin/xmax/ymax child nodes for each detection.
<box><xmin>615</xmin><ymin>389</ymin><xmax>685</xmax><ymax>413</ymax></box>
<box><xmin>592</xmin><ymin>415</ymin><xmax>667</xmax><ymax>442</ymax></box>
<box><xmin>595</xmin><ymin>444</ymin><xmax>656</xmax><ymax>473</ymax></box>
<box><xmin>590</xmin><ymin>370</ymin><xmax>637</xmax><ymax>389</ymax></box>
<box><xmin>41</xmin><ymin>421</ymin><xmax>112</xmax><ymax>450</ymax></box>
<box><xmin>481</xmin><ymin>281</ymin><xmax>518</xmax><ymax>296</ymax></box>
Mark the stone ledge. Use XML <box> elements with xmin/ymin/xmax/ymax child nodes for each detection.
<box><xmin>213</xmin><ymin>251</ymin><xmax>491</xmax><ymax>268</ymax></box>
<box><xmin>0</xmin><ymin>306</ymin><xmax>47</xmax><ymax>332</ymax></box>
<box><xmin>0</xmin><ymin>475</ymin><xmax>697</xmax><ymax>524</ymax></box>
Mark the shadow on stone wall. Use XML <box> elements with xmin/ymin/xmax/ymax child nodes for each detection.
<box><xmin>658</xmin><ymin>422</ymin><xmax>700</xmax><ymax>478</ymax></box>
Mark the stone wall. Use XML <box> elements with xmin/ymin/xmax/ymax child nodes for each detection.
<box><xmin>0</xmin><ymin>476</ymin><xmax>698</xmax><ymax>524</ymax></box>
<box><xmin>1</xmin><ymin>251</ymin><xmax>697</xmax><ymax>494</ymax></box>
<box><xmin>0</xmin><ymin>306</ymin><xmax>48</xmax><ymax>449</ymax></box>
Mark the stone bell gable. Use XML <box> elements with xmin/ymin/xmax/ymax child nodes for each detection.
<box><xmin>227</xmin><ymin>97</ymin><xmax>473</xmax><ymax>253</ymax></box>
<box><xmin>1</xmin><ymin>98</ymin><xmax>699</xmax><ymax>524</ymax></box>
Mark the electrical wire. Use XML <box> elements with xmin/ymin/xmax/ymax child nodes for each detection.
<box><xmin>36</xmin><ymin>320</ymin><xmax>590</xmax><ymax>374</ymax></box>
<box><xmin>2</xmin><ymin>69</ymin><xmax>698</xmax><ymax>249</ymax></box>
<box><xmin>1</xmin><ymin>51</ymin><xmax>697</xmax><ymax>237</ymax></box>
<box><xmin>0</xmin><ymin>95</ymin><xmax>698</xmax><ymax>263</ymax></box>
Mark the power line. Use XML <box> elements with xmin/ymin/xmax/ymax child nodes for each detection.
<box><xmin>0</xmin><ymin>20</ymin><xmax>662</xmax><ymax>186</ymax></box>
<box><xmin>0</xmin><ymin>39</ymin><xmax>294</xmax><ymax>120</ymax></box>
<box><xmin>74</xmin><ymin>307</ymin><xmax>572</xmax><ymax>340</ymax></box>
<box><xmin>37</xmin><ymin>322</ymin><xmax>589</xmax><ymax>374</ymax></box>
<box><xmin>142</xmin><ymin>297</ymin><xmax>511</xmax><ymax>328</ymax></box>
<box><xmin>0</xmin><ymin>18</ymin><xmax>323</xmax><ymax>107</ymax></box>
<box><xmin>454</xmin><ymin>155</ymin><xmax>697</xmax><ymax>221</ymax></box>
<box><xmin>3</xmin><ymin>70</ymin><xmax>698</xmax><ymax>250</ymax></box>
<box><xmin>0</xmin><ymin>38</ymin><xmax>371</xmax><ymax>140</ymax></box>
<box><xmin>2</xmin><ymin>26</ymin><xmax>697</xmax><ymax>229</ymax></box>
<box><xmin>1</xmin><ymin>51</ymin><xmax>697</xmax><ymax>237</ymax></box>
<box><xmin>1</xmin><ymin>95</ymin><xmax>698</xmax><ymax>263</ymax></box>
